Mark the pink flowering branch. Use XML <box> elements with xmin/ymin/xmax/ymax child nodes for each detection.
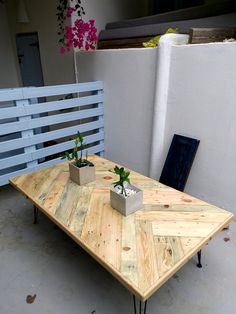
<box><xmin>57</xmin><ymin>1</ymin><xmax>98</xmax><ymax>54</ymax></box>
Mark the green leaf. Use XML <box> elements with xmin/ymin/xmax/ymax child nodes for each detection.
<box><xmin>77</xmin><ymin>131</ymin><xmax>84</xmax><ymax>144</ymax></box>
<box><xmin>61</xmin><ymin>151</ymin><xmax>73</xmax><ymax>161</ymax></box>
<box><xmin>124</xmin><ymin>171</ymin><xmax>130</xmax><ymax>180</ymax></box>
<box><xmin>114</xmin><ymin>166</ymin><xmax>120</xmax><ymax>174</ymax></box>
<box><xmin>112</xmin><ymin>166</ymin><xmax>132</xmax><ymax>187</ymax></box>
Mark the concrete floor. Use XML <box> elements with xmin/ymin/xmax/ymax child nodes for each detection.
<box><xmin>0</xmin><ymin>185</ymin><xmax>235</xmax><ymax>314</ymax></box>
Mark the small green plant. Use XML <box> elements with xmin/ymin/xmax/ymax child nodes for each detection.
<box><xmin>111</xmin><ymin>166</ymin><xmax>131</xmax><ymax>197</ymax></box>
<box><xmin>61</xmin><ymin>131</ymin><xmax>94</xmax><ymax>168</ymax></box>
<box><xmin>143</xmin><ymin>28</ymin><xmax>178</xmax><ymax>47</ymax></box>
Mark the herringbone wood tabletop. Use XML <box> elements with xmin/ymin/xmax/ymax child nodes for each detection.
<box><xmin>10</xmin><ymin>155</ymin><xmax>234</xmax><ymax>301</ymax></box>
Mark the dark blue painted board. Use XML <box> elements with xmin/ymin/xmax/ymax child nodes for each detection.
<box><xmin>159</xmin><ymin>134</ymin><xmax>200</xmax><ymax>192</ymax></box>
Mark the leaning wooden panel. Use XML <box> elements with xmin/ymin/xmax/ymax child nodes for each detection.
<box><xmin>10</xmin><ymin>155</ymin><xmax>234</xmax><ymax>301</ymax></box>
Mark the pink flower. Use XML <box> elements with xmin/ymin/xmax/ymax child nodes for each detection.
<box><xmin>60</xmin><ymin>47</ymin><xmax>65</xmax><ymax>54</ymax></box>
<box><xmin>66</xmin><ymin>7</ymin><xmax>75</xmax><ymax>18</ymax></box>
<box><xmin>59</xmin><ymin>12</ymin><xmax>98</xmax><ymax>53</ymax></box>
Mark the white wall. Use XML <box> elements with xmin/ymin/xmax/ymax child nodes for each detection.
<box><xmin>76</xmin><ymin>48</ymin><xmax>157</xmax><ymax>175</ymax></box>
<box><xmin>6</xmin><ymin>0</ymin><xmax>75</xmax><ymax>87</ymax></box>
<box><xmin>159</xmin><ymin>42</ymin><xmax>236</xmax><ymax>212</ymax></box>
<box><xmin>0</xmin><ymin>3</ymin><xmax>19</xmax><ymax>88</ymax></box>
<box><xmin>77</xmin><ymin>38</ymin><xmax>236</xmax><ymax>215</ymax></box>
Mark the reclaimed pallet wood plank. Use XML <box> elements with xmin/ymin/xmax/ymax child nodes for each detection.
<box><xmin>0</xmin><ymin>132</ymin><xmax>104</xmax><ymax>170</ymax></box>
<box><xmin>0</xmin><ymin>94</ymin><xmax>103</xmax><ymax>119</ymax></box>
<box><xmin>121</xmin><ymin>214</ymin><xmax>138</xmax><ymax>287</ymax></box>
<box><xmin>0</xmin><ymin>81</ymin><xmax>103</xmax><ymax>102</ymax></box>
<box><xmin>0</xmin><ymin>144</ymin><xmax>104</xmax><ymax>186</ymax></box>
<box><xmin>189</xmin><ymin>27</ymin><xmax>236</xmax><ymax>44</ymax></box>
<box><xmin>0</xmin><ymin>120</ymin><xmax>103</xmax><ymax>154</ymax></box>
<box><xmin>0</xmin><ymin>107</ymin><xmax>103</xmax><ymax>136</ymax></box>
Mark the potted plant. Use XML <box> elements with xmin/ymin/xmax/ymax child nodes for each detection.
<box><xmin>62</xmin><ymin>131</ymin><xmax>95</xmax><ymax>185</ymax></box>
<box><xmin>110</xmin><ymin>166</ymin><xmax>143</xmax><ymax>216</ymax></box>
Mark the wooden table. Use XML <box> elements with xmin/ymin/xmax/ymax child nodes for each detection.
<box><xmin>10</xmin><ymin>155</ymin><xmax>234</xmax><ymax>314</ymax></box>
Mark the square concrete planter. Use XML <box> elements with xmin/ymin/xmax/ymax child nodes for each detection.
<box><xmin>69</xmin><ymin>162</ymin><xmax>95</xmax><ymax>185</ymax></box>
<box><xmin>110</xmin><ymin>184</ymin><xmax>143</xmax><ymax>216</ymax></box>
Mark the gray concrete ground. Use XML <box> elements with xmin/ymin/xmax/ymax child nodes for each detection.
<box><xmin>0</xmin><ymin>184</ymin><xmax>235</xmax><ymax>314</ymax></box>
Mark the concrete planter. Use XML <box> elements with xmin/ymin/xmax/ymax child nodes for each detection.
<box><xmin>69</xmin><ymin>162</ymin><xmax>95</xmax><ymax>185</ymax></box>
<box><xmin>110</xmin><ymin>184</ymin><xmax>143</xmax><ymax>216</ymax></box>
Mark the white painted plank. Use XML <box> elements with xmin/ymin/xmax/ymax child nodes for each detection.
<box><xmin>0</xmin><ymin>132</ymin><xmax>104</xmax><ymax>170</ymax></box>
<box><xmin>0</xmin><ymin>94</ymin><xmax>103</xmax><ymax>119</ymax></box>
<box><xmin>0</xmin><ymin>88</ymin><xmax>24</xmax><ymax>102</ymax></box>
<box><xmin>0</xmin><ymin>120</ymin><xmax>103</xmax><ymax>153</ymax></box>
<box><xmin>23</xmin><ymin>81</ymin><xmax>103</xmax><ymax>99</ymax></box>
<box><xmin>0</xmin><ymin>107</ymin><xmax>103</xmax><ymax>136</ymax></box>
<box><xmin>0</xmin><ymin>81</ymin><xmax>103</xmax><ymax>102</ymax></box>
<box><xmin>16</xmin><ymin>99</ymin><xmax>38</xmax><ymax>168</ymax></box>
<box><xmin>96</xmin><ymin>89</ymin><xmax>104</xmax><ymax>157</ymax></box>
<box><xmin>0</xmin><ymin>81</ymin><xmax>104</xmax><ymax>186</ymax></box>
<box><xmin>0</xmin><ymin>144</ymin><xmax>104</xmax><ymax>186</ymax></box>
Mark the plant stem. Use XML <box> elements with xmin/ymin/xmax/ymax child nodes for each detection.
<box><xmin>80</xmin><ymin>143</ymin><xmax>83</xmax><ymax>160</ymax></box>
<box><xmin>122</xmin><ymin>184</ymin><xmax>127</xmax><ymax>197</ymax></box>
<box><xmin>75</xmin><ymin>143</ymin><xmax>78</xmax><ymax>164</ymax></box>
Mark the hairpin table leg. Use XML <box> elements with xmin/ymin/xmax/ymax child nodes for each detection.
<box><xmin>133</xmin><ymin>295</ymin><xmax>148</xmax><ymax>314</ymax></box>
<box><xmin>33</xmin><ymin>205</ymin><xmax>38</xmax><ymax>224</ymax></box>
<box><xmin>133</xmin><ymin>295</ymin><xmax>137</xmax><ymax>314</ymax></box>
<box><xmin>197</xmin><ymin>250</ymin><xmax>202</xmax><ymax>268</ymax></box>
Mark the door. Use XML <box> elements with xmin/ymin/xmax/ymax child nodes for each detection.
<box><xmin>16</xmin><ymin>32</ymin><xmax>44</xmax><ymax>87</ymax></box>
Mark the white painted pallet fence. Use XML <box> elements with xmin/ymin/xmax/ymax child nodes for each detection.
<box><xmin>0</xmin><ymin>81</ymin><xmax>104</xmax><ymax>186</ymax></box>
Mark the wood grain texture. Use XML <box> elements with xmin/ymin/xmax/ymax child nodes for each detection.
<box><xmin>10</xmin><ymin>155</ymin><xmax>234</xmax><ymax>301</ymax></box>
<box><xmin>189</xmin><ymin>27</ymin><xmax>236</xmax><ymax>44</ymax></box>
<box><xmin>98</xmin><ymin>36</ymin><xmax>154</xmax><ymax>49</ymax></box>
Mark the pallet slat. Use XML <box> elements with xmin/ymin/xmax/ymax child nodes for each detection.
<box><xmin>0</xmin><ymin>120</ymin><xmax>103</xmax><ymax>153</ymax></box>
<box><xmin>0</xmin><ymin>81</ymin><xmax>103</xmax><ymax>102</ymax></box>
<box><xmin>98</xmin><ymin>36</ymin><xmax>154</xmax><ymax>49</ymax></box>
<box><xmin>189</xmin><ymin>27</ymin><xmax>236</xmax><ymax>44</ymax></box>
<box><xmin>0</xmin><ymin>144</ymin><xmax>104</xmax><ymax>186</ymax></box>
<box><xmin>0</xmin><ymin>82</ymin><xmax>104</xmax><ymax>185</ymax></box>
<box><xmin>0</xmin><ymin>107</ymin><xmax>103</xmax><ymax>136</ymax></box>
<box><xmin>0</xmin><ymin>94</ymin><xmax>103</xmax><ymax>120</ymax></box>
<box><xmin>0</xmin><ymin>132</ymin><xmax>104</xmax><ymax>170</ymax></box>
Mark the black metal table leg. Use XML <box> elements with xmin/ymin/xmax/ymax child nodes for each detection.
<box><xmin>133</xmin><ymin>295</ymin><xmax>147</xmax><ymax>314</ymax></box>
<box><xmin>33</xmin><ymin>205</ymin><xmax>38</xmax><ymax>224</ymax></box>
<box><xmin>133</xmin><ymin>295</ymin><xmax>137</xmax><ymax>314</ymax></box>
<box><xmin>143</xmin><ymin>300</ymin><xmax>147</xmax><ymax>314</ymax></box>
<box><xmin>197</xmin><ymin>250</ymin><xmax>202</xmax><ymax>268</ymax></box>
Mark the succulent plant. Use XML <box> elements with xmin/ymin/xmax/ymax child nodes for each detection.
<box><xmin>112</xmin><ymin>166</ymin><xmax>131</xmax><ymax>197</ymax></box>
<box><xmin>61</xmin><ymin>131</ymin><xmax>94</xmax><ymax>168</ymax></box>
